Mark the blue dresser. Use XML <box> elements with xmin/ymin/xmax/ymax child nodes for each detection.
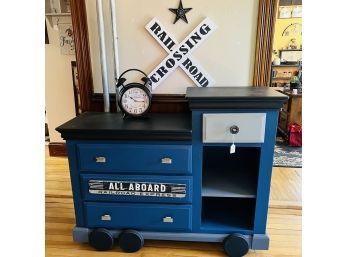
<box><xmin>56</xmin><ymin>87</ymin><xmax>287</xmax><ymax>256</ymax></box>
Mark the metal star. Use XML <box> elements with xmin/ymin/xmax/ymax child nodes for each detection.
<box><xmin>169</xmin><ymin>0</ymin><xmax>192</xmax><ymax>24</ymax></box>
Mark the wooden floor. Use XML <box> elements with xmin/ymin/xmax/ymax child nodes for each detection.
<box><xmin>45</xmin><ymin>148</ymin><xmax>302</xmax><ymax>257</ymax></box>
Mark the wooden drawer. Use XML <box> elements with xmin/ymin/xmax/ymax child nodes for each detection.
<box><xmin>77</xmin><ymin>144</ymin><xmax>192</xmax><ymax>174</ymax></box>
<box><xmin>84</xmin><ymin>202</ymin><xmax>192</xmax><ymax>232</ymax></box>
<box><xmin>81</xmin><ymin>174</ymin><xmax>192</xmax><ymax>204</ymax></box>
<box><xmin>202</xmin><ymin>113</ymin><xmax>266</xmax><ymax>143</ymax></box>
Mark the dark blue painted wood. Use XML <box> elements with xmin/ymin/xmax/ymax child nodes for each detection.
<box><xmin>191</xmin><ymin>110</ymin><xmax>203</xmax><ymax>231</ymax></box>
<box><xmin>80</xmin><ymin>174</ymin><xmax>193</xmax><ymax>204</ymax></box>
<box><xmin>190</xmin><ymin>109</ymin><xmax>278</xmax><ymax>236</ymax></box>
<box><xmin>77</xmin><ymin>143</ymin><xmax>192</xmax><ymax>174</ymax></box>
<box><xmin>200</xmin><ymin>197</ymin><xmax>255</xmax><ymax>235</ymax></box>
<box><xmin>253</xmin><ymin>111</ymin><xmax>279</xmax><ymax>234</ymax></box>
<box><xmin>84</xmin><ymin>202</ymin><xmax>192</xmax><ymax>231</ymax></box>
<box><xmin>66</xmin><ymin>141</ymin><xmax>85</xmax><ymax>226</ymax></box>
<box><xmin>58</xmin><ymin>96</ymin><xmax>281</xmax><ymax>244</ymax></box>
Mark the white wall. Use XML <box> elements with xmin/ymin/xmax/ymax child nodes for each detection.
<box><xmin>45</xmin><ymin>17</ymin><xmax>76</xmax><ymax>143</ymax></box>
<box><xmin>86</xmin><ymin>0</ymin><xmax>259</xmax><ymax>95</ymax></box>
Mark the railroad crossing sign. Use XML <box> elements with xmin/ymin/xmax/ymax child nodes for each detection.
<box><xmin>146</xmin><ymin>17</ymin><xmax>217</xmax><ymax>90</ymax></box>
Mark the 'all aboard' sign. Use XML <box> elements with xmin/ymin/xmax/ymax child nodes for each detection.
<box><xmin>146</xmin><ymin>17</ymin><xmax>217</xmax><ymax>90</ymax></box>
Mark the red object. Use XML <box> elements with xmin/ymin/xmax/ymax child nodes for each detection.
<box><xmin>288</xmin><ymin>123</ymin><xmax>302</xmax><ymax>147</ymax></box>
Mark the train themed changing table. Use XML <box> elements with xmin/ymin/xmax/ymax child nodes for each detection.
<box><xmin>56</xmin><ymin>87</ymin><xmax>287</xmax><ymax>257</ymax></box>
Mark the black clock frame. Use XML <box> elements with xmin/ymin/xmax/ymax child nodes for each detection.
<box><xmin>116</xmin><ymin>69</ymin><xmax>152</xmax><ymax>118</ymax></box>
<box><xmin>118</xmin><ymin>83</ymin><xmax>152</xmax><ymax>118</ymax></box>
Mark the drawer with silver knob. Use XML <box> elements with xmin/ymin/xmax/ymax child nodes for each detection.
<box><xmin>77</xmin><ymin>143</ymin><xmax>192</xmax><ymax>174</ymax></box>
<box><xmin>202</xmin><ymin>113</ymin><xmax>266</xmax><ymax>143</ymax></box>
<box><xmin>84</xmin><ymin>202</ymin><xmax>192</xmax><ymax>231</ymax></box>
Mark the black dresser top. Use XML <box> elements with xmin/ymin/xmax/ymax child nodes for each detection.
<box><xmin>186</xmin><ymin>87</ymin><xmax>288</xmax><ymax>109</ymax></box>
<box><xmin>56</xmin><ymin>112</ymin><xmax>192</xmax><ymax>141</ymax></box>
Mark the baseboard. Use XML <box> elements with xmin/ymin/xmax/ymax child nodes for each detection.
<box><xmin>48</xmin><ymin>142</ymin><xmax>67</xmax><ymax>157</ymax></box>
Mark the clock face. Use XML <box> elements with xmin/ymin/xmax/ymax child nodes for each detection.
<box><xmin>121</xmin><ymin>87</ymin><xmax>150</xmax><ymax>115</ymax></box>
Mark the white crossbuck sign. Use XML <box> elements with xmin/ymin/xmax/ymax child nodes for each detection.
<box><xmin>146</xmin><ymin>17</ymin><xmax>217</xmax><ymax>90</ymax></box>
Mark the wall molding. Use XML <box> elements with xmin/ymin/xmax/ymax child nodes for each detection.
<box><xmin>48</xmin><ymin>143</ymin><xmax>67</xmax><ymax>157</ymax></box>
<box><xmin>91</xmin><ymin>93</ymin><xmax>189</xmax><ymax>113</ymax></box>
<box><xmin>253</xmin><ymin>0</ymin><xmax>278</xmax><ymax>87</ymax></box>
<box><xmin>70</xmin><ymin>0</ymin><xmax>94</xmax><ymax>112</ymax></box>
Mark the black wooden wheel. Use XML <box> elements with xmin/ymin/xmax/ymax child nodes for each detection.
<box><xmin>118</xmin><ymin>229</ymin><xmax>144</xmax><ymax>253</ymax></box>
<box><xmin>223</xmin><ymin>234</ymin><xmax>249</xmax><ymax>257</ymax></box>
<box><xmin>88</xmin><ymin>228</ymin><xmax>114</xmax><ymax>251</ymax></box>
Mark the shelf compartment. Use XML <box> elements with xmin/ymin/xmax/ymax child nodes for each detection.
<box><xmin>202</xmin><ymin>146</ymin><xmax>260</xmax><ymax>198</ymax></box>
<box><xmin>202</xmin><ymin>169</ymin><xmax>256</xmax><ymax>198</ymax></box>
<box><xmin>201</xmin><ymin>197</ymin><xmax>255</xmax><ymax>233</ymax></box>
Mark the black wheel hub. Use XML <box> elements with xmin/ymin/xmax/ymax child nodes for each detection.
<box><xmin>118</xmin><ymin>229</ymin><xmax>144</xmax><ymax>253</ymax></box>
<box><xmin>88</xmin><ymin>228</ymin><xmax>114</xmax><ymax>251</ymax></box>
<box><xmin>223</xmin><ymin>234</ymin><xmax>249</xmax><ymax>257</ymax></box>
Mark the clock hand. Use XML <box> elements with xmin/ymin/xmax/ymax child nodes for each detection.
<box><xmin>129</xmin><ymin>96</ymin><xmax>145</xmax><ymax>103</ymax></box>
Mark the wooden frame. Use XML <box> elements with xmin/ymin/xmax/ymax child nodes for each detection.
<box><xmin>70</xmin><ymin>0</ymin><xmax>277</xmax><ymax>112</ymax></box>
<box><xmin>71</xmin><ymin>61</ymin><xmax>82</xmax><ymax>115</ymax></box>
<box><xmin>45</xmin><ymin>21</ymin><xmax>49</xmax><ymax>44</ymax></box>
<box><xmin>253</xmin><ymin>0</ymin><xmax>278</xmax><ymax>87</ymax></box>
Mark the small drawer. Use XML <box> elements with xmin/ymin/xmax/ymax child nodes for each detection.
<box><xmin>202</xmin><ymin>113</ymin><xmax>266</xmax><ymax>143</ymax></box>
<box><xmin>81</xmin><ymin>174</ymin><xmax>192</xmax><ymax>204</ymax></box>
<box><xmin>77</xmin><ymin>144</ymin><xmax>192</xmax><ymax>174</ymax></box>
<box><xmin>84</xmin><ymin>202</ymin><xmax>192</xmax><ymax>232</ymax></box>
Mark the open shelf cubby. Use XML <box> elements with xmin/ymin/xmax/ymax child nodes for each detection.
<box><xmin>201</xmin><ymin>197</ymin><xmax>256</xmax><ymax>232</ymax></box>
<box><xmin>202</xmin><ymin>146</ymin><xmax>260</xmax><ymax>198</ymax></box>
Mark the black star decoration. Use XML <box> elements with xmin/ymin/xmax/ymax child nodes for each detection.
<box><xmin>169</xmin><ymin>0</ymin><xmax>192</xmax><ymax>24</ymax></box>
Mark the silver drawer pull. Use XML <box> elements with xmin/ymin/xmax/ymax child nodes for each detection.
<box><xmin>161</xmin><ymin>157</ymin><xmax>172</xmax><ymax>164</ymax></box>
<box><xmin>95</xmin><ymin>156</ymin><xmax>106</xmax><ymax>163</ymax></box>
<box><xmin>163</xmin><ymin>216</ymin><xmax>174</xmax><ymax>223</ymax></box>
<box><xmin>101</xmin><ymin>214</ymin><xmax>111</xmax><ymax>221</ymax></box>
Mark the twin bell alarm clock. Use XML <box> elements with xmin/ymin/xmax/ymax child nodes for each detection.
<box><xmin>116</xmin><ymin>69</ymin><xmax>152</xmax><ymax>118</ymax></box>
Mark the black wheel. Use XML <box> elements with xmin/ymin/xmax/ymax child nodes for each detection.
<box><xmin>223</xmin><ymin>234</ymin><xmax>249</xmax><ymax>257</ymax></box>
<box><xmin>118</xmin><ymin>229</ymin><xmax>144</xmax><ymax>253</ymax></box>
<box><xmin>88</xmin><ymin>228</ymin><xmax>114</xmax><ymax>251</ymax></box>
